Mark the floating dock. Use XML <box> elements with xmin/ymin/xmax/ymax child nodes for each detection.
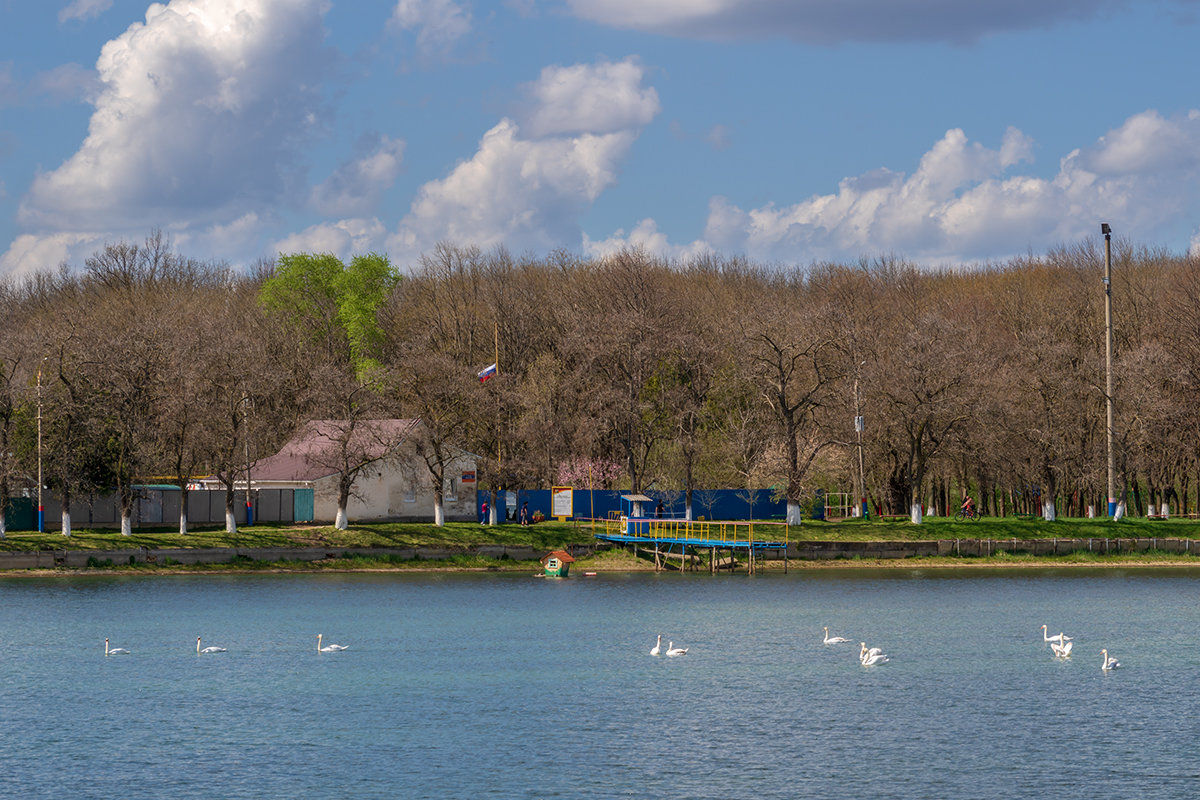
<box><xmin>593</xmin><ymin>517</ymin><xmax>789</xmax><ymax>574</ymax></box>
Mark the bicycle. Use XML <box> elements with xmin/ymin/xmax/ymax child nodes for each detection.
<box><xmin>954</xmin><ymin>506</ymin><xmax>980</xmax><ymax>521</ymax></box>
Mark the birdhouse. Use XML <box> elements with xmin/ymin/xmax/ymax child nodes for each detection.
<box><xmin>540</xmin><ymin>549</ymin><xmax>575</xmax><ymax>578</ymax></box>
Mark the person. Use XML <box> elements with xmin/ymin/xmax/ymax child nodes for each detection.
<box><xmin>520</xmin><ymin>502</ymin><xmax>529</xmax><ymax>526</ymax></box>
<box><xmin>480</xmin><ymin>500</ymin><xmax>489</xmax><ymax>525</ymax></box>
<box><xmin>656</xmin><ymin>501</ymin><xmax>664</xmax><ymax>518</ymax></box>
<box><xmin>960</xmin><ymin>495</ymin><xmax>975</xmax><ymax>516</ymax></box>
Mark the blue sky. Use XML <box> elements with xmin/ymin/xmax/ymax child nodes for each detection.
<box><xmin>2</xmin><ymin>0</ymin><xmax>1199</xmax><ymax>277</ymax></box>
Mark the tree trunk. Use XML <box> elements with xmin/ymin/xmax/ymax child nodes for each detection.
<box><xmin>1042</xmin><ymin>498</ymin><xmax>1056</xmax><ymax>522</ymax></box>
<box><xmin>179</xmin><ymin>488</ymin><xmax>189</xmax><ymax>535</ymax></box>
<box><xmin>786</xmin><ymin>500</ymin><xmax>803</xmax><ymax>525</ymax></box>
<box><xmin>224</xmin><ymin>484</ymin><xmax>237</xmax><ymax>533</ymax></box>
<box><xmin>910</xmin><ymin>500</ymin><xmax>922</xmax><ymax>524</ymax></box>
<box><xmin>335</xmin><ymin>506</ymin><xmax>348</xmax><ymax>530</ymax></box>
<box><xmin>61</xmin><ymin>507</ymin><xmax>72</xmax><ymax>537</ymax></box>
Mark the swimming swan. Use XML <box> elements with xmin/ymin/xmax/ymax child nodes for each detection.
<box><xmin>823</xmin><ymin>627</ymin><xmax>850</xmax><ymax>644</ymax></box>
<box><xmin>318</xmin><ymin>634</ymin><xmax>348</xmax><ymax>653</ymax></box>
<box><xmin>1041</xmin><ymin>625</ymin><xmax>1072</xmax><ymax>643</ymax></box>
<box><xmin>1051</xmin><ymin>638</ymin><xmax>1072</xmax><ymax>658</ymax></box>
<box><xmin>1101</xmin><ymin>649</ymin><xmax>1121</xmax><ymax>671</ymax></box>
<box><xmin>197</xmin><ymin>636</ymin><xmax>227</xmax><ymax>654</ymax></box>
<box><xmin>104</xmin><ymin>638</ymin><xmax>129</xmax><ymax>656</ymax></box>
<box><xmin>666</xmin><ymin>641</ymin><xmax>688</xmax><ymax>657</ymax></box>
<box><xmin>858</xmin><ymin>642</ymin><xmax>883</xmax><ymax>660</ymax></box>
<box><xmin>650</xmin><ymin>634</ymin><xmax>662</xmax><ymax>656</ymax></box>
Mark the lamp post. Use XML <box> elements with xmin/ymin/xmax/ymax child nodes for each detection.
<box><xmin>36</xmin><ymin>358</ymin><xmax>44</xmax><ymax>533</ymax></box>
<box><xmin>1102</xmin><ymin>223</ymin><xmax>1116</xmax><ymax>517</ymax></box>
<box><xmin>854</xmin><ymin>360</ymin><xmax>867</xmax><ymax>518</ymax></box>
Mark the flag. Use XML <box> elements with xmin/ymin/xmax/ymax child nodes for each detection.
<box><xmin>477</xmin><ymin>362</ymin><xmax>497</xmax><ymax>382</ymax></box>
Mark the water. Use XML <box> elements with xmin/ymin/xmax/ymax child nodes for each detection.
<box><xmin>3</xmin><ymin>567</ymin><xmax>1199</xmax><ymax>799</ymax></box>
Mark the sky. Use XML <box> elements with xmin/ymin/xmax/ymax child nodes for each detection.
<box><xmin>2</xmin><ymin>0</ymin><xmax>1200</xmax><ymax>278</ymax></box>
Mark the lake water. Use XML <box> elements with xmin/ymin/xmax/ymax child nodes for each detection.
<box><xmin>2</xmin><ymin>567</ymin><xmax>1199</xmax><ymax>799</ymax></box>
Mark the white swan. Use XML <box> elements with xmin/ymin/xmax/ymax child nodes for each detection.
<box><xmin>665</xmin><ymin>641</ymin><xmax>688</xmax><ymax>657</ymax></box>
<box><xmin>104</xmin><ymin>638</ymin><xmax>129</xmax><ymax>656</ymax></box>
<box><xmin>1051</xmin><ymin>637</ymin><xmax>1072</xmax><ymax>658</ymax></box>
<box><xmin>197</xmin><ymin>636</ymin><xmax>227</xmax><ymax>654</ymax></box>
<box><xmin>317</xmin><ymin>634</ymin><xmax>348</xmax><ymax>653</ymax></box>
<box><xmin>858</xmin><ymin>642</ymin><xmax>883</xmax><ymax>660</ymax></box>
<box><xmin>1101</xmin><ymin>649</ymin><xmax>1120</xmax><ymax>671</ymax></box>
<box><xmin>650</xmin><ymin>634</ymin><xmax>662</xmax><ymax>656</ymax></box>
<box><xmin>823</xmin><ymin>627</ymin><xmax>850</xmax><ymax>644</ymax></box>
<box><xmin>1041</xmin><ymin>625</ymin><xmax>1072</xmax><ymax>643</ymax></box>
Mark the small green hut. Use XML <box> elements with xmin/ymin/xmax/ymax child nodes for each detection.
<box><xmin>540</xmin><ymin>549</ymin><xmax>575</xmax><ymax>578</ymax></box>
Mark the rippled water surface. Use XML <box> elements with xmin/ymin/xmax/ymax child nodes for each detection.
<box><xmin>3</xmin><ymin>568</ymin><xmax>1199</xmax><ymax>799</ymax></box>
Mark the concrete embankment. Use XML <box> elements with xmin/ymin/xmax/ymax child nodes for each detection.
<box><xmin>1</xmin><ymin>537</ymin><xmax>1196</xmax><ymax>571</ymax></box>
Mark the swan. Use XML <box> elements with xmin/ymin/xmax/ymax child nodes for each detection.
<box><xmin>1041</xmin><ymin>625</ymin><xmax>1072</xmax><ymax>643</ymax></box>
<box><xmin>317</xmin><ymin>634</ymin><xmax>348</xmax><ymax>653</ymax></box>
<box><xmin>1101</xmin><ymin>649</ymin><xmax>1120</xmax><ymax>671</ymax></box>
<box><xmin>861</xmin><ymin>650</ymin><xmax>889</xmax><ymax>666</ymax></box>
<box><xmin>197</xmin><ymin>636</ymin><xmax>227</xmax><ymax>654</ymax></box>
<box><xmin>859</xmin><ymin>642</ymin><xmax>883</xmax><ymax>660</ymax></box>
<box><xmin>1051</xmin><ymin>637</ymin><xmax>1073</xmax><ymax>658</ymax></box>
<box><xmin>104</xmin><ymin>638</ymin><xmax>129</xmax><ymax>656</ymax></box>
<box><xmin>665</xmin><ymin>641</ymin><xmax>688</xmax><ymax>657</ymax></box>
<box><xmin>650</xmin><ymin>634</ymin><xmax>662</xmax><ymax>656</ymax></box>
<box><xmin>823</xmin><ymin>627</ymin><xmax>850</xmax><ymax>644</ymax></box>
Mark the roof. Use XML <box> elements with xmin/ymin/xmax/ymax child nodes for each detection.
<box><xmin>541</xmin><ymin>549</ymin><xmax>576</xmax><ymax>564</ymax></box>
<box><xmin>250</xmin><ymin>419</ymin><xmax>420</xmax><ymax>482</ymax></box>
<box><xmin>621</xmin><ymin>494</ymin><xmax>654</xmax><ymax>502</ymax></box>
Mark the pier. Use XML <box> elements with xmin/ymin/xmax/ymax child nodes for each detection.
<box><xmin>593</xmin><ymin>517</ymin><xmax>790</xmax><ymax>574</ymax></box>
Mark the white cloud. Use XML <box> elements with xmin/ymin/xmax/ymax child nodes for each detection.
<box><xmin>19</xmin><ymin>0</ymin><xmax>332</xmax><ymax>233</ymax></box>
<box><xmin>519</xmin><ymin>58</ymin><xmax>659</xmax><ymax>138</ymax></box>
<box><xmin>389</xmin><ymin>0</ymin><xmax>472</xmax><ymax>61</ymax></box>
<box><xmin>388</xmin><ymin>58</ymin><xmax>658</xmax><ymax>261</ymax></box>
<box><xmin>58</xmin><ymin>0</ymin><xmax>114</xmax><ymax>23</ymax></box>
<box><xmin>591</xmin><ymin>110</ymin><xmax>1200</xmax><ymax>265</ymax></box>
<box><xmin>562</xmin><ymin>0</ymin><xmax>1148</xmax><ymax>44</ymax></box>
<box><xmin>0</xmin><ymin>231</ymin><xmax>106</xmax><ymax>279</ymax></box>
<box><xmin>273</xmin><ymin>218</ymin><xmax>388</xmax><ymax>262</ymax></box>
<box><xmin>583</xmin><ymin>217</ymin><xmax>713</xmax><ymax>262</ymax></box>
<box><xmin>310</xmin><ymin>135</ymin><xmax>406</xmax><ymax>217</ymax></box>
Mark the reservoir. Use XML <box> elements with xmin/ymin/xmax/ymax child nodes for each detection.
<box><xmin>2</xmin><ymin>568</ymin><xmax>1197</xmax><ymax>799</ymax></box>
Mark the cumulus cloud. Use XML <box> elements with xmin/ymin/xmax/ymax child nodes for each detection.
<box><xmin>562</xmin><ymin>0</ymin><xmax>1141</xmax><ymax>44</ymax></box>
<box><xmin>518</xmin><ymin>58</ymin><xmax>659</xmax><ymax>138</ymax></box>
<box><xmin>389</xmin><ymin>0</ymin><xmax>472</xmax><ymax>61</ymax></box>
<box><xmin>310</xmin><ymin>134</ymin><xmax>406</xmax><ymax>217</ymax></box>
<box><xmin>19</xmin><ymin>0</ymin><xmax>333</xmax><ymax>233</ymax></box>
<box><xmin>388</xmin><ymin>58</ymin><xmax>659</xmax><ymax>260</ymax></box>
<box><xmin>58</xmin><ymin>0</ymin><xmax>114</xmax><ymax>23</ymax></box>
<box><xmin>273</xmin><ymin>218</ymin><xmax>388</xmax><ymax>261</ymax></box>
<box><xmin>592</xmin><ymin>110</ymin><xmax>1200</xmax><ymax>265</ymax></box>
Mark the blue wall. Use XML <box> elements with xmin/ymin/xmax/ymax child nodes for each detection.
<box><xmin>479</xmin><ymin>489</ymin><xmax>786</xmax><ymax>522</ymax></box>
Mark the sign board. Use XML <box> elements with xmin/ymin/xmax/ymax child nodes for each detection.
<box><xmin>461</xmin><ymin>471</ymin><xmax>476</xmax><ymax>484</ymax></box>
<box><xmin>551</xmin><ymin>486</ymin><xmax>574</xmax><ymax>520</ymax></box>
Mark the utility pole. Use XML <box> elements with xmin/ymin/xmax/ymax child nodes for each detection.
<box><xmin>1102</xmin><ymin>223</ymin><xmax>1116</xmax><ymax>517</ymax></box>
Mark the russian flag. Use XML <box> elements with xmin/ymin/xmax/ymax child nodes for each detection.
<box><xmin>477</xmin><ymin>362</ymin><xmax>497</xmax><ymax>382</ymax></box>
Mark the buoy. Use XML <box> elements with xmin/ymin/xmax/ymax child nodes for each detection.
<box><xmin>584</xmin><ymin>571</ymin><xmax>597</xmax><ymax>576</ymax></box>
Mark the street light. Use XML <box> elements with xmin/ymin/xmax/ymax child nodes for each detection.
<box><xmin>1102</xmin><ymin>223</ymin><xmax>1116</xmax><ymax>517</ymax></box>
<box><xmin>36</xmin><ymin>358</ymin><xmax>45</xmax><ymax>533</ymax></box>
<box><xmin>854</xmin><ymin>360</ymin><xmax>867</xmax><ymax>518</ymax></box>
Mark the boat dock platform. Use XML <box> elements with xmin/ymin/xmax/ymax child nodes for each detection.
<box><xmin>593</xmin><ymin>517</ymin><xmax>790</xmax><ymax>574</ymax></box>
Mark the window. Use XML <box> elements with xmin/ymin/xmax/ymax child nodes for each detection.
<box><xmin>445</xmin><ymin>477</ymin><xmax>458</xmax><ymax>501</ymax></box>
<box><xmin>404</xmin><ymin>483</ymin><xmax>415</xmax><ymax>503</ymax></box>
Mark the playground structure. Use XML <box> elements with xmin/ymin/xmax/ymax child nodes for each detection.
<box><xmin>593</xmin><ymin>515</ymin><xmax>790</xmax><ymax>574</ymax></box>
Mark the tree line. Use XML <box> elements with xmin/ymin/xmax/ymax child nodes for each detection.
<box><xmin>1</xmin><ymin>232</ymin><xmax>1197</xmax><ymax>535</ymax></box>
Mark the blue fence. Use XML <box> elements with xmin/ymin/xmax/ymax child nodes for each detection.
<box><xmin>478</xmin><ymin>489</ymin><xmax>787</xmax><ymax>522</ymax></box>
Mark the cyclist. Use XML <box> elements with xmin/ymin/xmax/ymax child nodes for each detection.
<box><xmin>960</xmin><ymin>495</ymin><xmax>976</xmax><ymax>517</ymax></box>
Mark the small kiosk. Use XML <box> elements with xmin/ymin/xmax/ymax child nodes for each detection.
<box><xmin>540</xmin><ymin>549</ymin><xmax>575</xmax><ymax>578</ymax></box>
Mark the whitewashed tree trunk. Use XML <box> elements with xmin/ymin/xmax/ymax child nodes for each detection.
<box><xmin>225</xmin><ymin>510</ymin><xmax>237</xmax><ymax>533</ymax></box>
<box><xmin>489</xmin><ymin>500</ymin><xmax>498</xmax><ymax>525</ymax></box>
<box><xmin>179</xmin><ymin>507</ymin><xmax>188</xmax><ymax>535</ymax></box>
<box><xmin>926</xmin><ymin>504</ymin><xmax>937</xmax><ymax>518</ymax></box>
<box><xmin>1042</xmin><ymin>499</ymin><xmax>1056</xmax><ymax>522</ymax></box>
<box><xmin>685</xmin><ymin>500</ymin><xmax>693</xmax><ymax>521</ymax></box>
<box><xmin>120</xmin><ymin>513</ymin><xmax>132</xmax><ymax>536</ymax></box>
<box><xmin>1087</xmin><ymin>504</ymin><xmax>1095</xmax><ymax>518</ymax></box>
<box><xmin>1160</xmin><ymin>501</ymin><xmax>1169</xmax><ymax>519</ymax></box>
<box><xmin>910</xmin><ymin>502</ymin><xmax>923</xmax><ymax>524</ymax></box>
<box><xmin>0</xmin><ymin>510</ymin><xmax>6</xmax><ymax>539</ymax></box>
<box><xmin>1113</xmin><ymin>500</ymin><xmax>1126</xmax><ymax>521</ymax></box>
<box><xmin>335</xmin><ymin>506</ymin><xmax>348</xmax><ymax>530</ymax></box>
<box><xmin>786</xmin><ymin>501</ymin><xmax>803</xmax><ymax>525</ymax></box>
<box><xmin>61</xmin><ymin>508</ymin><xmax>72</xmax><ymax>537</ymax></box>
<box><xmin>434</xmin><ymin>501</ymin><xmax>445</xmax><ymax>527</ymax></box>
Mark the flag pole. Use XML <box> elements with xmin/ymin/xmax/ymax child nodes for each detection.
<box><xmin>494</xmin><ymin>320</ymin><xmax>502</xmax><ymax>520</ymax></box>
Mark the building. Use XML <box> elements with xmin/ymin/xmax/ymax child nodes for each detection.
<box><xmin>228</xmin><ymin>418</ymin><xmax>477</xmax><ymax>524</ymax></box>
